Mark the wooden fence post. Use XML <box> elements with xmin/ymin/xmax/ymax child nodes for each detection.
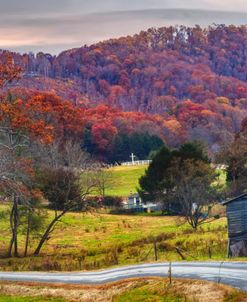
<box><xmin>153</xmin><ymin>240</ymin><xmax>158</xmax><ymax>261</ymax></box>
<box><xmin>168</xmin><ymin>262</ymin><xmax>172</xmax><ymax>285</ymax></box>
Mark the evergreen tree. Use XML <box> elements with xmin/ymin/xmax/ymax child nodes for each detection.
<box><xmin>139</xmin><ymin>141</ymin><xmax>212</xmax><ymax>213</ymax></box>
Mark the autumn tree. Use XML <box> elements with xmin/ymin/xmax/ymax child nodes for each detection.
<box><xmin>0</xmin><ymin>57</ymin><xmax>54</xmax><ymax>257</ymax></box>
<box><xmin>219</xmin><ymin>117</ymin><xmax>247</xmax><ymax>196</ymax></box>
<box><xmin>0</xmin><ymin>52</ymin><xmax>22</xmax><ymax>88</ymax></box>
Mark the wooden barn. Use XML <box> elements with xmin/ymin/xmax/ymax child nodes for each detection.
<box><xmin>223</xmin><ymin>193</ymin><xmax>247</xmax><ymax>257</ymax></box>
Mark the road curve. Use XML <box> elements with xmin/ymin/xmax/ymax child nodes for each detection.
<box><xmin>0</xmin><ymin>262</ymin><xmax>246</xmax><ymax>291</ymax></box>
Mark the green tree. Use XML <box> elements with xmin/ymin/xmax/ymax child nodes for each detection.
<box><xmin>219</xmin><ymin>135</ymin><xmax>247</xmax><ymax>197</ymax></box>
<box><xmin>109</xmin><ymin>132</ymin><xmax>164</xmax><ymax>163</ymax></box>
<box><xmin>139</xmin><ymin>145</ymin><xmax>172</xmax><ymax>202</ymax></box>
<box><xmin>139</xmin><ymin>141</ymin><xmax>211</xmax><ymax>214</ymax></box>
<box><xmin>167</xmin><ymin>158</ymin><xmax>218</xmax><ymax>229</ymax></box>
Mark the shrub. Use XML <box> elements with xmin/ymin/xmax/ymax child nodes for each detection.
<box><xmin>102</xmin><ymin>196</ymin><xmax>123</xmax><ymax>207</ymax></box>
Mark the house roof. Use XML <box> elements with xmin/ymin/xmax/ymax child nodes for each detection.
<box><xmin>128</xmin><ymin>193</ymin><xmax>140</xmax><ymax>198</ymax></box>
<box><xmin>222</xmin><ymin>193</ymin><xmax>247</xmax><ymax>206</ymax></box>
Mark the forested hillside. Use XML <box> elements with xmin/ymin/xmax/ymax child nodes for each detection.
<box><xmin>2</xmin><ymin>24</ymin><xmax>247</xmax><ymax>157</ymax></box>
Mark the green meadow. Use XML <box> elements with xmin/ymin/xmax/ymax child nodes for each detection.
<box><xmin>105</xmin><ymin>165</ymin><xmax>147</xmax><ymax>197</ymax></box>
<box><xmin>0</xmin><ymin>164</ymin><xmax>239</xmax><ymax>273</ymax></box>
<box><xmin>0</xmin><ymin>202</ymin><xmax>231</xmax><ymax>272</ymax></box>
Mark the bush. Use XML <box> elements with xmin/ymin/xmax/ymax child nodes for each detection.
<box><xmin>84</xmin><ymin>196</ymin><xmax>123</xmax><ymax>208</ymax></box>
<box><xmin>102</xmin><ymin>196</ymin><xmax>123</xmax><ymax>207</ymax></box>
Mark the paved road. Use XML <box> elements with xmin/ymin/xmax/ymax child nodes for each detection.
<box><xmin>0</xmin><ymin>262</ymin><xmax>246</xmax><ymax>291</ymax></box>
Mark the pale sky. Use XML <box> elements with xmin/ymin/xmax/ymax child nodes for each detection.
<box><xmin>0</xmin><ymin>0</ymin><xmax>247</xmax><ymax>54</ymax></box>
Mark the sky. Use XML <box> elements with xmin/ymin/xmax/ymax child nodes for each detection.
<box><xmin>1</xmin><ymin>0</ymin><xmax>247</xmax><ymax>54</ymax></box>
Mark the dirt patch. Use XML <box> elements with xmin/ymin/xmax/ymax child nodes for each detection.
<box><xmin>0</xmin><ymin>278</ymin><xmax>245</xmax><ymax>302</ymax></box>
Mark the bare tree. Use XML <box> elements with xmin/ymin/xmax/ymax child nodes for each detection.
<box><xmin>95</xmin><ymin>166</ymin><xmax>114</xmax><ymax>198</ymax></box>
<box><xmin>0</xmin><ymin>123</ymin><xmax>33</xmax><ymax>257</ymax></box>
<box><xmin>33</xmin><ymin>140</ymin><xmax>98</xmax><ymax>256</ymax></box>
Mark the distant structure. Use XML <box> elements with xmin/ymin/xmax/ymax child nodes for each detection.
<box><xmin>127</xmin><ymin>193</ymin><xmax>142</xmax><ymax>209</ymax></box>
<box><xmin>124</xmin><ymin>193</ymin><xmax>159</xmax><ymax>213</ymax></box>
<box><xmin>212</xmin><ymin>164</ymin><xmax>228</xmax><ymax>170</ymax></box>
<box><xmin>223</xmin><ymin>193</ymin><xmax>247</xmax><ymax>257</ymax></box>
<box><xmin>130</xmin><ymin>153</ymin><xmax>136</xmax><ymax>164</ymax></box>
<box><xmin>121</xmin><ymin>153</ymin><xmax>152</xmax><ymax>166</ymax></box>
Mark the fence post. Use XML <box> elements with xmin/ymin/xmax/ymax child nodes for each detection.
<box><xmin>218</xmin><ymin>261</ymin><xmax>224</xmax><ymax>284</ymax></box>
<box><xmin>168</xmin><ymin>262</ymin><xmax>172</xmax><ymax>285</ymax></box>
<box><xmin>153</xmin><ymin>240</ymin><xmax>158</xmax><ymax>261</ymax></box>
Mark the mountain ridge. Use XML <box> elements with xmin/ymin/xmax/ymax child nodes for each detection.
<box><xmin>2</xmin><ymin>24</ymin><xmax>247</xmax><ymax>155</ymax></box>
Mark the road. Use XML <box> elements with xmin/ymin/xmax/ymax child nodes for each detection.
<box><xmin>0</xmin><ymin>262</ymin><xmax>246</xmax><ymax>291</ymax></box>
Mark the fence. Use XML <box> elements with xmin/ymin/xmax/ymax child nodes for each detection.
<box><xmin>121</xmin><ymin>160</ymin><xmax>152</xmax><ymax>166</ymax></box>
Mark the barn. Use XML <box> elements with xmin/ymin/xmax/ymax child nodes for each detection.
<box><xmin>222</xmin><ymin>193</ymin><xmax>247</xmax><ymax>257</ymax></box>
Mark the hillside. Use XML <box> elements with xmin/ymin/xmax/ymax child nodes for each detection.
<box><xmin>3</xmin><ymin>24</ymin><xmax>247</xmax><ymax>154</ymax></box>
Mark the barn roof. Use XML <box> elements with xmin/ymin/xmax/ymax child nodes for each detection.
<box><xmin>222</xmin><ymin>193</ymin><xmax>247</xmax><ymax>206</ymax></box>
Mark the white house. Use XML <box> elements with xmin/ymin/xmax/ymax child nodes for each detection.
<box><xmin>127</xmin><ymin>193</ymin><xmax>142</xmax><ymax>209</ymax></box>
<box><xmin>124</xmin><ymin>193</ymin><xmax>159</xmax><ymax>212</ymax></box>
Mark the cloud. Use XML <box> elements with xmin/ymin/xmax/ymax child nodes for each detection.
<box><xmin>0</xmin><ymin>0</ymin><xmax>71</xmax><ymax>15</ymax></box>
<box><xmin>1</xmin><ymin>8</ymin><xmax>247</xmax><ymax>54</ymax></box>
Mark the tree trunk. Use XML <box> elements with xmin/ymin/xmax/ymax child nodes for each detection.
<box><xmin>34</xmin><ymin>211</ymin><xmax>65</xmax><ymax>256</ymax></box>
<box><xmin>13</xmin><ymin>197</ymin><xmax>19</xmax><ymax>257</ymax></box>
<box><xmin>153</xmin><ymin>241</ymin><xmax>158</xmax><ymax>261</ymax></box>
<box><xmin>7</xmin><ymin>204</ymin><xmax>14</xmax><ymax>257</ymax></box>
<box><xmin>24</xmin><ymin>209</ymin><xmax>31</xmax><ymax>257</ymax></box>
<box><xmin>8</xmin><ymin>196</ymin><xmax>19</xmax><ymax>257</ymax></box>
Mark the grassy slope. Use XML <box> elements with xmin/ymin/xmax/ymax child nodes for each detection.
<box><xmin>0</xmin><ymin>203</ymin><xmax>232</xmax><ymax>271</ymax></box>
<box><xmin>0</xmin><ymin>166</ymin><xmax>234</xmax><ymax>271</ymax></box>
<box><xmin>105</xmin><ymin>165</ymin><xmax>147</xmax><ymax>197</ymax></box>
<box><xmin>104</xmin><ymin>166</ymin><xmax>227</xmax><ymax>198</ymax></box>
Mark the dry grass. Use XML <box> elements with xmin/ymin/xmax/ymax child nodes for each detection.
<box><xmin>0</xmin><ymin>278</ymin><xmax>245</xmax><ymax>302</ymax></box>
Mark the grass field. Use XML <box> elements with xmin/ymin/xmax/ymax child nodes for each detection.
<box><xmin>105</xmin><ymin>165</ymin><xmax>147</xmax><ymax>197</ymax></box>
<box><xmin>0</xmin><ymin>202</ymin><xmax>234</xmax><ymax>272</ymax></box>
<box><xmin>0</xmin><ymin>165</ymin><xmax>236</xmax><ymax>272</ymax></box>
<box><xmin>103</xmin><ymin>165</ymin><xmax>226</xmax><ymax>198</ymax></box>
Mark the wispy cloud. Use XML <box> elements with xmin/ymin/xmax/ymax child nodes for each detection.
<box><xmin>0</xmin><ymin>4</ymin><xmax>247</xmax><ymax>54</ymax></box>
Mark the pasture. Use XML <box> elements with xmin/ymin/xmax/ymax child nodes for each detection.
<box><xmin>0</xmin><ymin>203</ymin><xmax>231</xmax><ymax>272</ymax></box>
<box><xmin>105</xmin><ymin>165</ymin><xmax>147</xmax><ymax>197</ymax></box>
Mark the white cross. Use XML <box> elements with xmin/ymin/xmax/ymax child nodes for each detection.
<box><xmin>130</xmin><ymin>153</ymin><xmax>136</xmax><ymax>164</ymax></box>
